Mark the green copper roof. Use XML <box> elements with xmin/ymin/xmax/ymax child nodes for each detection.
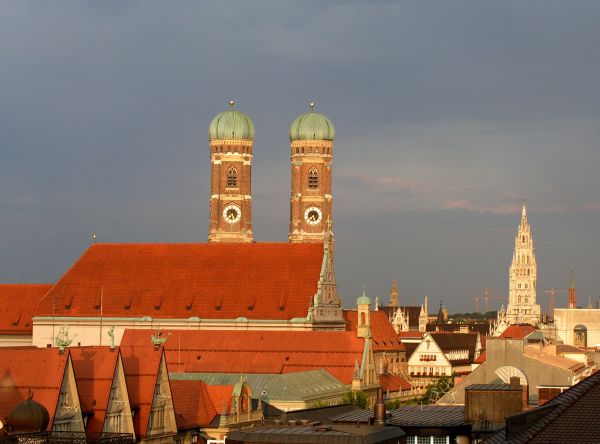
<box><xmin>357</xmin><ymin>288</ymin><xmax>371</xmax><ymax>306</ymax></box>
<box><xmin>209</xmin><ymin>103</ymin><xmax>255</xmax><ymax>141</ymax></box>
<box><xmin>171</xmin><ymin>369</ymin><xmax>346</xmax><ymax>402</ymax></box>
<box><xmin>289</xmin><ymin>105</ymin><xmax>335</xmax><ymax>142</ymax></box>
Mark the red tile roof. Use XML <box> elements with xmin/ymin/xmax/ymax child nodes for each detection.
<box><xmin>36</xmin><ymin>243</ymin><xmax>324</xmax><ymax>321</ymax></box>
<box><xmin>499</xmin><ymin>325</ymin><xmax>536</xmax><ymax>339</ymax></box>
<box><xmin>70</xmin><ymin>347</ymin><xmax>120</xmax><ymax>433</ymax></box>
<box><xmin>343</xmin><ymin>310</ymin><xmax>406</xmax><ymax>353</ymax></box>
<box><xmin>378</xmin><ymin>374</ymin><xmax>412</xmax><ymax>392</ymax></box>
<box><xmin>0</xmin><ymin>347</ymin><xmax>69</xmax><ymax>430</ymax></box>
<box><xmin>171</xmin><ymin>380</ymin><xmax>232</xmax><ymax>429</ymax></box>
<box><xmin>121</xmin><ymin>329</ymin><xmax>365</xmax><ymax>384</ymax></box>
<box><xmin>119</xmin><ymin>346</ymin><xmax>163</xmax><ymax>438</ymax></box>
<box><xmin>474</xmin><ymin>351</ymin><xmax>486</xmax><ymax>364</ymax></box>
<box><xmin>0</xmin><ymin>285</ymin><xmax>51</xmax><ymax>334</ymax></box>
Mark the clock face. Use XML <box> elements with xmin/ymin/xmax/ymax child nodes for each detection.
<box><xmin>223</xmin><ymin>204</ymin><xmax>242</xmax><ymax>224</ymax></box>
<box><xmin>304</xmin><ymin>207</ymin><xmax>322</xmax><ymax>225</ymax></box>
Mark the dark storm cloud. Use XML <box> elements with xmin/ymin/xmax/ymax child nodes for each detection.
<box><xmin>1</xmin><ymin>1</ymin><xmax>599</xmax><ymax>311</ymax></box>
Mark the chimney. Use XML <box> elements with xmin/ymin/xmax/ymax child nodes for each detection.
<box><xmin>509</xmin><ymin>376</ymin><xmax>521</xmax><ymax>389</ymax></box>
<box><xmin>374</xmin><ymin>388</ymin><xmax>386</xmax><ymax>425</ymax></box>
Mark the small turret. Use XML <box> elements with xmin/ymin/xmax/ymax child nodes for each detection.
<box><xmin>357</xmin><ymin>288</ymin><xmax>371</xmax><ymax>338</ymax></box>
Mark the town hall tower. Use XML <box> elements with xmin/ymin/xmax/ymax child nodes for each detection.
<box><xmin>208</xmin><ymin>102</ymin><xmax>254</xmax><ymax>242</ymax></box>
<box><xmin>288</xmin><ymin>103</ymin><xmax>335</xmax><ymax>243</ymax></box>
<box><xmin>506</xmin><ymin>203</ymin><xmax>541</xmax><ymax>325</ymax></box>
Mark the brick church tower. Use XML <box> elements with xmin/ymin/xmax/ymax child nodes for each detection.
<box><xmin>288</xmin><ymin>103</ymin><xmax>335</xmax><ymax>243</ymax></box>
<box><xmin>208</xmin><ymin>101</ymin><xmax>254</xmax><ymax>243</ymax></box>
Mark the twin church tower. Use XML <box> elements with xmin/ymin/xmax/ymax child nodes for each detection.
<box><xmin>208</xmin><ymin>101</ymin><xmax>335</xmax><ymax>243</ymax></box>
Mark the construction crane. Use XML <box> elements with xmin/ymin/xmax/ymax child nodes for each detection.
<box><xmin>474</xmin><ymin>289</ymin><xmax>506</xmax><ymax>313</ymax></box>
<box><xmin>544</xmin><ymin>288</ymin><xmax>566</xmax><ymax>317</ymax></box>
<box><xmin>482</xmin><ymin>288</ymin><xmax>507</xmax><ymax>313</ymax></box>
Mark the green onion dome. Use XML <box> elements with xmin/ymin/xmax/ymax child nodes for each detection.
<box><xmin>289</xmin><ymin>103</ymin><xmax>335</xmax><ymax>142</ymax></box>
<box><xmin>357</xmin><ymin>288</ymin><xmax>371</xmax><ymax>306</ymax></box>
<box><xmin>209</xmin><ymin>101</ymin><xmax>255</xmax><ymax>141</ymax></box>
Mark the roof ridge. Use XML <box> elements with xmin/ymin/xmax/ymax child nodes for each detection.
<box><xmin>510</xmin><ymin>371</ymin><xmax>600</xmax><ymax>442</ymax></box>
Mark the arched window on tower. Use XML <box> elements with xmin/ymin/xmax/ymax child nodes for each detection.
<box><xmin>308</xmin><ymin>167</ymin><xmax>319</xmax><ymax>189</ymax></box>
<box><xmin>227</xmin><ymin>166</ymin><xmax>237</xmax><ymax>188</ymax></box>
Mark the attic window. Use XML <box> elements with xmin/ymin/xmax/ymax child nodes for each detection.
<box><xmin>278</xmin><ymin>294</ymin><xmax>287</xmax><ymax>311</ymax></box>
<box><xmin>12</xmin><ymin>312</ymin><xmax>21</xmax><ymax>326</ymax></box>
<box><xmin>64</xmin><ymin>295</ymin><xmax>73</xmax><ymax>309</ymax></box>
<box><xmin>247</xmin><ymin>298</ymin><xmax>255</xmax><ymax>311</ymax></box>
<box><xmin>215</xmin><ymin>294</ymin><xmax>223</xmax><ymax>310</ymax></box>
<box><xmin>154</xmin><ymin>295</ymin><xmax>163</xmax><ymax>310</ymax></box>
<box><xmin>185</xmin><ymin>295</ymin><xmax>194</xmax><ymax>311</ymax></box>
<box><xmin>124</xmin><ymin>296</ymin><xmax>133</xmax><ymax>310</ymax></box>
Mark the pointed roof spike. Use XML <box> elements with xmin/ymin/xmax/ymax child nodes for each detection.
<box><xmin>569</xmin><ymin>267</ymin><xmax>576</xmax><ymax>289</ymax></box>
<box><xmin>353</xmin><ymin>358</ymin><xmax>360</xmax><ymax>379</ymax></box>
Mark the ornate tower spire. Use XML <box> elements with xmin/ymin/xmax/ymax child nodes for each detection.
<box><xmin>506</xmin><ymin>201</ymin><xmax>541</xmax><ymax>325</ymax></box>
<box><xmin>288</xmin><ymin>102</ymin><xmax>335</xmax><ymax>243</ymax></box>
<box><xmin>207</xmin><ymin>101</ymin><xmax>254</xmax><ymax>242</ymax></box>
<box><xmin>389</xmin><ymin>278</ymin><xmax>399</xmax><ymax>307</ymax></box>
<box><xmin>568</xmin><ymin>267</ymin><xmax>577</xmax><ymax>309</ymax></box>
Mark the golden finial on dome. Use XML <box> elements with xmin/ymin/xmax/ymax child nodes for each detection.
<box><xmin>229</xmin><ymin>100</ymin><xmax>235</xmax><ymax>108</ymax></box>
<box><xmin>309</xmin><ymin>101</ymin><xmax>315</xmax><ymax>110</ymax></box>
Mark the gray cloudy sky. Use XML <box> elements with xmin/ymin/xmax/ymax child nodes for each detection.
<box><xmin>1</xmin><ymin>1</ymin><xmax>599</xmax><ymax>313</ymax></box>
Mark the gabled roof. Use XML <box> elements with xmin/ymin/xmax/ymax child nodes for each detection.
<box><xmin>343</xmin><ymin>310</ymin><xmax>405</xmax><ymax>352</ymax></box>
<box><xmin>170</xmin><ymin>380</ymin><xmax>230</xmax><ymax>430</ymax></box>
<box><xmin>499</xmin><ymin>325</ymin><xmax>536</xmax><ymax>339</ymax></box>
<box><xmin>0</xmin><ymin>285</ymin><xmax>51</xmax><ymax>334</ymax></box>
<box><xmin>36</xmin><ymin>243</ymin><xmax>324</xmax><ymax>321</ymax></box>
<box><xmin>121</xmin><ymin>329</ymin><xmax>365</xmax><ymax>384</ymax></box>
<box><xmin>484</xmin><ymin>370</ymin><xmax>600</xmax><ymax>443</ymax></box>
<box><xmin>69</xmin><ymin>347</ymin><xmax>120</xmax><ymax>433</ymax></box>
<box><xmin>119</xmin><ymin>346</ymin><xmax>163</xmax><ymax>438</ymax></box>
<box><xmin>0</xmin><ymin>347</ymin><xmax>69</xmax><ymax>429</ymax></box>
<box><xmin>429</xmin><ymin>332</ymin><xmax>479</xmax><ymax>363</ymax></box>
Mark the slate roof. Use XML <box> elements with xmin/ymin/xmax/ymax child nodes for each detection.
<box><xmin>225</xmin><ymin>424</ymin><xmax>405</xmax><ymax>443</ymax></box>
<box><xmin>121</xmin><ymin>329</ymin><xmax>364</xmax><ymax>384</ymax></box>
<box><xmin>0</xmin><ymin>347</ymin><xmax>69</xmax><ymax>430</ymax></box>
<box><xmin>119</xmin><ymin>346</ymin><xmax>163</xmax><ymax>438</ymax></box>
<box><xmin>271</xmin><ymin>404</ymin><xmax>362</xmax><ymax>425</ymax></box>
<box><xmin>171</xmin><ymin>369</ymin><xmax>346</xmax><ymax>403</ymax></box>
<box><xmin>484</xmin><ymin>369</ymin><xmax>600</xmax><ymax>443</ymax></box>
<box><xmin>36</xmin><ymin>243</ymin><xmax>324</xmax><ymax>321</ymax></box>
<box><xmin>430</xmin><ymin>332</ymin><xmax>479</xmax><ymax>363</ymax></box>
<box><xmin>70</xmin><ymin>347</ymin><xmax>120</xmax><ymax>433</ymax></box>
<box><xmin>0</xmin><ymin>284</ymin><xmax>51</xmax><ymax>335</ymax></box>
<box><xmin>332</xmin><ymin>405</ymin><xmax>467</xmax><ymax>428</ymax></box>
<box><xmin>343</xmin><ymin>310</ymin><xmax>405</xmax><ymax>353</ymax></box>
